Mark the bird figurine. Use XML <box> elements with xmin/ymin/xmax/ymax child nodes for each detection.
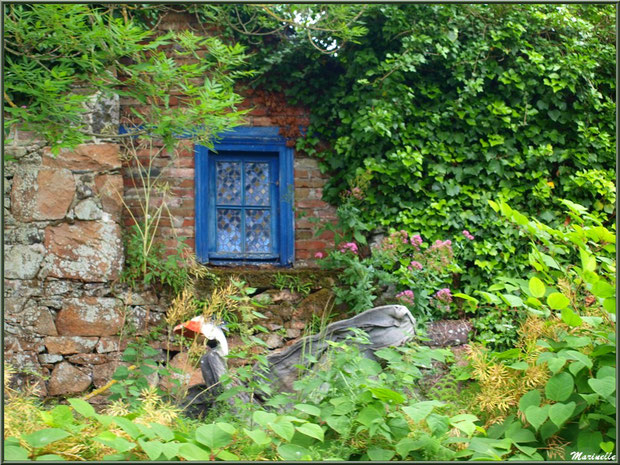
<box><xmin>173</xmin><ymin>315</ymin><xmax>229</xmax><ymax>357</ymax></box>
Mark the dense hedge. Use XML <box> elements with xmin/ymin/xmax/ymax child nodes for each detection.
<box><xmin>223</xmin><ymin>4</ymin><xmax>616</xmax><ymax>290</ymax></box>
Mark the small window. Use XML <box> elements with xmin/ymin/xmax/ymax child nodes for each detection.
<box><xmin>196</xmin><ymin>127</ymin><xmax>294</xmax><ymax>265</ymax></box>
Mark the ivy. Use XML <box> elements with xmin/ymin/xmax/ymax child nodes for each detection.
<box><xmin>221</xmin><ymin>4</ymin><xmax>615</xmax><ymax>290</ymax></box>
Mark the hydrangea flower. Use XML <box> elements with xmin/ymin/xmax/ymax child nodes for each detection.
<box><xmin>435</xmin><ymin>288</ymin><xmax>452</xmax><ymax>303</ymax></box>
<box><xmin>409</xmin><ymin>261</ymin><xmax>423</xmax><ymax>270</ymax></box>
<box><xmin>462</xmin><ymin>230</ymin><xmax>475</xmax><ymax>240</ymax></box>
<box><xmin>314</xmin><ymin>252</ymin><xmax>325</xmax><ymax>259</ymax></box>
<box><xmin>396</xmin><ymin>289</ymin><xmax>415</xmax><ymax>305</ymax></box>
<box><xmin>339</xmin><ymin>242</ymin><xmax>358</xmax><ymax>254</ymax></box>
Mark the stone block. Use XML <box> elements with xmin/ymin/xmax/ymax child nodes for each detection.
<box><xmin>48</xmin><ymin>362</ymin><xmax>92</xmax><ymax>396</ymax></box>
<box><xmin>11</xmin><ymin>167</ymin><xmax>75</xmax><ymax>221</ymax></box>
<box><xmin>95</xmin><ymin>174</ymin><xmax>123</xmax><ymax>219</ymax></box>
<box><xmin>44</xmin><ymin>221</ymin><xmax>123</xmax><ymax>281</ymax></box>
<box><xmin>56</xmin><ymin>297</ymin><xmax>123</xmax><ymax>336</ymax></box>
<box><xmin>43</xmin><ymin>143</ymin><xmax>121</xmax><ymax>171</ymax></box>
<box><xmin>45</xmin><ymin>336</ymin><xmax>99</xmax><ymax>354</ymax></box>
<box><xmin>67</xmin><ymin>353</ymin><xmax>110</xmax><ymax>365</ymax></box>
<box><xmin>33</xmin><ymin>308</ymin><xmax>58</xmax><ymax>336</ymax></box>
<box><xmin>74</xmin><ymin>198</ymin><xmax>103</xmax><ymax>220</ymax></box>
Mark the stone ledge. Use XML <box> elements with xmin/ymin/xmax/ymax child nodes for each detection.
<box><xmin>193</xmin><ymin>266</ymin><xmax>339</xmax><ymax>298</ymax></box>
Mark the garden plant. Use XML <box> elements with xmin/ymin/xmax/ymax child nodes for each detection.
<box><xmin>3</xmin><ymin>3</ymin><xmax>616</xmax><ymax>462</ymax></box>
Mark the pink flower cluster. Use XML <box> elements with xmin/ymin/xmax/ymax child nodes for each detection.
<box><xmin>408</xmin><ymin>260</ymin><xmax>423</xmax><ymax>271</ymax></box>
<box><xmin>435</xmin><ymin>288</ymin><xmax>453</xmax><ymax>303</ymax></box>
<box><xmin>346</xmin><ymin>186</ymin><xmax>364</xmax><ymax>200</ymax></box>
<box><xmin>462</xmin><ymin>230</ymin><xmax>475</xmax><ymax>241</ymax></box>
<box><xmin>339</xmin><ymin>242</ymin><xmax>358</xmax><ymax>255</ymax></box>
<box><xmin>430</xmin><ymin>239</ymin><xmax>452</xmax><ymax>251</ymax></box>
<box><xmin>396</xmin><ymin>289</ymin><xmax>415</xmax><ymax>306</ymax></box>
<box><xmin>410</xmin><ymin>234</ymin><xmax>423</xmax><ymax>250</ymax></box>
<box><xmin>314</xmin><ymin>252</ymin><xmax>325</xmax><ymax>259</ymax></box>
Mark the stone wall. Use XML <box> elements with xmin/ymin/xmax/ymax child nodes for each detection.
<box><xmin>3</xmin><ymin>130</ymin><xmax>168</xmax><ymax>398</ymax></box>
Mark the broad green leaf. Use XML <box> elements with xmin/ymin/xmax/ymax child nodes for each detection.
<box><xmin>450</xmin><ymin>414</ymin><xmax>479</xmax><ymax>436</ymax></box>
<box><xmin>325</xmin><ymin>415</ymin><xmax>350</xmax><ymax>435</ymax></box>
<box><xmin>549</xmin><ymin>402</ymin><xmax>575</xmax><ymax>427</ymax></box>
<box><xmin>402</xmin><ymin>400</ymin><xmax>444</xmax><ymax>422</ymax></box>
<box><xmin>368</xmin><ymin>387</ymin><xmax>406</xmax><ymax>404</ymax></box>
<box><xmin>253</xmin><ymin>410</ymin><xmax>277</xmax><ymax>427</ymax></box>
<box><xmin>577</xmin><ymin>431</ymin><xmax>603</xmax><ymax>454</ymax></box>
<box><xmin>356</xmin><ymin>405</ymin><xmax>383</xmax><ymax>427</ymax></box>
<box><xmin>563</xmin><ymin>350</ymin><xmax>593</xmax><ymax>369</ymax></box>
<box><xmin>588</xmin><ymin>377</ymin><xmax>615</xmax><ymax>398</ymax></box>
<box><xmin>561</xmin><ymin>307</ymin><xmax>583</xmax><ymax>327</ymax></box>
<box><xmin>148</xmin><ymin>423</ymin><xmax>174</xmax><ymax>442</ymax></box>
<box><xmin>547</xmin><ymin>293</ymin><xmax>569</xmax><ymax>310</ymax></box>
<box><xmin>367</xmin><ymin>447</ymin><xmax>395</xmax><ymax>461</ymax></box>
<box><xmin>600</xmin><ymin>441</ymin><xmax>615</xmax><ymax>453</ymax></box>
<box><xmin>160</xmin><ymin>442</ymin><xmax>181</xmax><ymax>460</ymax></box>
<box><xmin>591</xmin><ymin>280</ymin><xmax>615</xmax><ymax>299</ymax></box>
<box><xmin>500</xmin><ymin>293</ymin><xmax>523</xmax><ymax>307</ymax></box>
<box><xmin>295</xmin><ymin>423</ymin><xmax>324</xmax><ymax>442</ymax></box>
<box><xmin>396</xmin><ymin>437</ymin><xmax>423</xmax><ymax>458</ymax></box>
<box><xmin>68</xmin><ymin>398</ymin><xmax>96</xmax><ymax>418</ymax></box>
<box><xmin>518</xmin><ymin>390</ymin><xmax>541</xmax><ymax>413</ymax></box>
<box><xmin>112</xmin><ymin>417</ymin><xmax>140</xmax><ymax>439</ymax></box>
<box><xmin>23</xmin><ymin>428</ymin><xmax>71</xmax><ymax>449</ymax></box>
<box><xmin>508</xmin><ymin>361</ymin><xmax>529</xmax><ymax>370</ymax></box>
<box><xmin>528</xmin><ymin>277</ymin><xmax>546</xmax><ymax>298</ymax></box>
<box><xmin>603</xmin><ymin>297</ymin><xmax>616</xmax><ymax>313</ymax></box>
<box><xmin>195</xmin><ymin>424</ymin><xmax>232</xmax><ymax>450</ymax></box>
<box><xmin>138</xmin><ymin>439</ymin><xmax>163</xmax><ymax>461</ymax></box>
<box><xmin>524</xmin><ymin>405</ymin><xmax>549</xmax><ymax>431</ymax></box>
<box><xmin>277</xmin><ymin>443</ymin><xmax>311</xmax><ymax>461</ymax></box>
<box><xmin>426</xmin><ymin>413</ymin><xmax>450</xmax><ymax>436</ymax></box>
<box><xmin>547</xmin><ymin>357</ymin><xmax>566</xmax><ymax>374</ymax></box>
<box><xmin>4</xmin><ymin>445</ymin><xmax>29</xmax><ymax>460</ymax></box>
<box><xmin>545</xmin><ymin>373</ymin><xmax>574</xmax><ymax>401</ymax></box>
<box><xmin>215</xmin><ymin>450</ymin><xmax>239</xmax><ymax>460</ymax></box>
<box><xmin>294</xmin><ymin>404</ymin><xmax>321</xmax><ymax>416</ymax></box>
<box><xmin>243</xmin><ymin>428</ymin><xmax>271</xmax><ymax>446</ymax></box>
<box><xmin>270</xmin><ymin>419</ymin><xmax>295</xmax><ymax>442</ymax></box>
<box><xmin>93</xmin><ymin>432</ymin><xmax>136</xmax><ymax>453</ymax></box>
<box><xmin>177</xmin><ymin>443</ymin><xmax>211</xmax><ymax>461</ymax></box>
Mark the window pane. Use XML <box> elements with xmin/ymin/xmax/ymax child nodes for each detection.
<box><xmin>216</xmin><ymin>161</ymin><xmax>242</xmax><ymax>205</ymax></box>
<box><xmin>216</xmin><ymin>208</ymin><xmax>242</xmax><ymax>252</ymax></box>
<box><xmin>245</xmin><ymin>162</ymin><xmax>270</xmax><ymax>206</ymax></box>
<box><xmin>246</xmin><ymin>209</ymin><xmax>271</xmax><ymax>253</ymax></box>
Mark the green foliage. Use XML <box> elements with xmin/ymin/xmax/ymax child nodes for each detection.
<box><xmin>222</xmin><ymin>3</ymin><xmax>615</xmax><ymax>290</ymax></box>
<box><xmin>121</xmin><ymin>224</ymin><xmax>190</xmax><ymax>294</ymax></box>
<box><xmin>4</xmin><ymin>4</ymin><xmax>249</xmax><ymax>152</ymax></box>
<box><xmin>272</xmin><ymin>273</ymin><xmax>312</xmax><ymax>297</ymax></box>
<box><xmin>465</xmin><ymin>201</ymin><xmax>615</xmax><ymax>460</ymax></box>
<box><xmin>318</xmin><ymin>195</ymin><xmax>469</xmax><ymax>318</ymax></box>
<box><xmin>109</xmin><ymin>340</ymin><xmax>180</xmax><ymax>408</ymax></box>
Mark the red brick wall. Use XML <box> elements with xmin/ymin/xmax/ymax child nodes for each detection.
<box><xmin>120</xmin><ymin>11</ymin><xmax>337</xmax><ymax>267</ymax></box>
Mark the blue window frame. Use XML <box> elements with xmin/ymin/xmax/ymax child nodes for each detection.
<box><xmin>196</xmin><ymin>127</ymin><xmax>294</xmax><ymax>266</ymax></box>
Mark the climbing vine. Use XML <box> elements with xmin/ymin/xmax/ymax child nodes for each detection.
<box><xmin>211</xmin><ymin>3</ymin><xmax>616</xmax><ymax>290</ymax></box>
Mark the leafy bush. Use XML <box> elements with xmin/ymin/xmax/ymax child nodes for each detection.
<box><xmin>465</xmin><ymin>200</ymin><xmax>616</xmax><ymax>460</ymax></box>
<box><xmin>219</xmin><ymin>3</ymin><xmax>615</xmax><ymax>291</ymax></box>
<box><xmin>317</xmin><ymin>193</ymin><xmax>472</xmax><ymax>319</ymax></box>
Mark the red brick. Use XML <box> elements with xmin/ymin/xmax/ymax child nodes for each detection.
<box><xmin>295</xmin><ymin>179</ymin><xmax>325</xmax><ymax>188</ymax></box>
<box><xmin>182</xmin><ymin>218</ymin><xmax>195</xmax><ymax>227</ymax></box>
<box><xmin>174</xmin><ymin>157</ymin><xmax>195</xmax><ymax>168</ymax></box>
<box><xmin>252</xmin><ymin>116</ymin><xmax>274</xmax><ymax>126</ymax></box>
<box><xmin>295</xmin><ymin>240</ymin><xmax>328</xmax><ymax>250</ymax></box>
<box><xmin>296</xmin><ymin>200</ymin><xmax>328</xmax><ymax>209</ymax></box>
<box><xmin>294</xmin><ymin>170</ymin><xmax>309</xmax><ymax>179</ymax></box>
<box><xmin>165</xmin><ymin>168</ymin><xmax>194</xmax><ymax>178</ymax></box>
<box><xmin>178</xmin><ymin>179</ymin><xmax>195</xmax><ymax>188</ymax></box>
<box><xmin>296</xmin><ymin>250</ymin><xmax>311</xmax><ymax>259</ymax></box>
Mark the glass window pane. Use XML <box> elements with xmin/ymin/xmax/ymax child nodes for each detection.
<box><xmin>245</xmin><ymin>162</ymin><xmax>270</xmax><ymax>206</ymax></box>
<box><xmin>216</xmin><ymin>161</ymin><xmax>242</xmax><ymax>205</ymax></box>
<box><xmin>216</xmin><ymin>208</ymin><xmax>242</xmax><ymax>252</ymax></box>
<box><xmin>246</xmin><ymin>209</ymin><xmax>271</xmax><ymax>253</ymax></box>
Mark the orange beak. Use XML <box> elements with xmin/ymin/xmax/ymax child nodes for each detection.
<box><xmin>173</xmin><ymin>319</ymin><xmax>203</xmax><ymax>339</ymax></box>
